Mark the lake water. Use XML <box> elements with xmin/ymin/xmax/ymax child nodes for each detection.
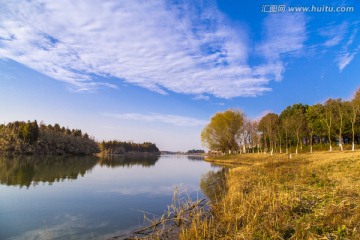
<box><xmin>0</xmin><ymin>155</ymin><xmax>220</xmax><ymax>240</ymax></box>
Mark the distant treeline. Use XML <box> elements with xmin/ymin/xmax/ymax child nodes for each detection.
<box><xmin>99</xmin><ymin>140</ymin><xmax>160</xmax><ymax>155</ymax></box>
<box><xmin>0</xmin><ymin>120</ymin><xmax>99</xmax><ymax>155</ymax></box>
<box><xmin>187</xmin><ymin>149</ymin><xmax>205</xmax><ymax>154</ymax></box>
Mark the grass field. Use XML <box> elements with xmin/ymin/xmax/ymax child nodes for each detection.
<box><xmin>178</xmin><ymin>151</ymin><xmax>360</xmax><ymax>239</ymax></box>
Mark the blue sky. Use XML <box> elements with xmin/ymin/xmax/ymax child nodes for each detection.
<box><xmin>1</xmin><ymin>0</ymin><xmax>359</xmax><ymax>151</ymax></box>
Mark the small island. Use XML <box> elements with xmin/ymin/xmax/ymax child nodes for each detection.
<box><xmin>99</xmin><ymin>140</ymin><xmax>160</xmax><ymax>156</ymax></box>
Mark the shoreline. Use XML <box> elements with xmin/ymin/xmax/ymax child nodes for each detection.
<box><xmin>139</xmin><ymin>150</ymin><xmax>360</xmax><ymax>239</ymax></box>
<box><xmin>97</xmin><ymin>151</ymin><xmax>160</xmax><ymax>157</ymax></box>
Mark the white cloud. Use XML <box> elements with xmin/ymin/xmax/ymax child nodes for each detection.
<box><xmin>257</xmin><ymin>13</ymin><xmax>307</xmax><ymax>81</ymax></box>
<box><xmin>324</xmin><ymin>36</ymin><xmax>344</xmax><ymax>48</ymax></box>
<box><xmin>102</xmin><ymin>112</ymin><xmax>207</xmax><ymax>127</ymax></box>
<box><xmin>316</xmin><ymin>21</ymin><xmax>359</xmax><ymax>72</ymax></box>
<box><xmin>193</xmin><ymin>94</ymin><xmax>210</xmax><ymax>101</ymax></box>
<box><xmin>253</xmin><ymin>109</ymin><xmax>274</xmax><ymax>121</ymax></box>
<box><xmin>319</xmin><ymin>22</ymin><xmax>348</xmax><ymax>47</ymax></box>
<box><xmin>336</xmin><ymin>27</ymin><xmax>359</xmax><ymax>72</ymax></box>
<box><xmin>338</xmin><ymin>52</ymin><xmax>356</xmax><ymax>72</ymax></box>
<box><xmin>0</xmin><ymin>0</ymin><xmax>302</xmax><ymax>99</ymax></box>
<box><xmin>259</xmin><ymin>14</ymin><xmax>307</xmax><ymax>58</ymax></box>
<box><xmin>16</xmin><ymin>214</ymin><xmax>116</xmax><ymax>240</ymax></box>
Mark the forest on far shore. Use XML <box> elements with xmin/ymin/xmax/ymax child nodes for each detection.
<box><xmin>0</xmin><ymin>121</ymin><xmax>159</xmax><ymax>155</ymax></box>
<box><xmin>0</xmin><ymin>121</ymin><xmax>99</xmax><ymax>155</ymax></box>
<box><xmin>99</xmin><ymin>140</ymin><xmax>160</xmax><ymax>155</ymax></box>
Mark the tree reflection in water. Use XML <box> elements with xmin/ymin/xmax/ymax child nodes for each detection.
<box><xmin>98</xmin><ymin>155</ymin><xmax>160</xmax><ymax>168</ymax></box>
<box><xmin>0</xmin><ymin>155</ymin><xmax>98</xmax><ymax>188</ymax></box>
<box><xmin>186</xmin><ymin>155</ymin><xmax>204</xmax><ymax>161</ymax></box>
<box><xmin>0</xmin><ymin>154</ymin><xmax>162</xmax><ymax>188</ymax></box>
<box><xmin>200</xmin><ymin>168</ymin><xmax>228</xmax><ymax>202</ymax></box>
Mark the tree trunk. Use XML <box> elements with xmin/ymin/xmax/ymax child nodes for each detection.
<box><xmin>352</xmin><ymin>122</ymin><xmax>355</xmax><ymax>151</ymax></box>
<box><xmin>264</xmin><ymin>135</ymin><xmax>267</xmax><ymax>154</ymax></box>
<box><xmin>272</xmin><ymin>144</ymin><xmax>275</xmax><ymax>154</ymax></box>
<box><xmin>328</xmin><ymin>128</ymin><xmax>332</xmax><ymax>152</ymax></box>
<box><xmin>285</xmin><ymin>132</ymin><xmax>288</xmax><ymax>154</ymax></box>
<box><xmin>339</xmin><ymin>133</ymin><xmax>343</xmax><ymax>151</ymax></box>
<box><xmin>320</xmin><ymin>137</ymin><xmax>322</xmax><ymax>150</ymax></box>
<box><xmin>279</xmin><ymin>137</ymin><xmax>282</xmax><ymax>154</ymax></box>
<box><xmin>296</xmin><ymin>132</ymin><xmax>300</xmax><ymax>155</ymax></box>
<box><xmin>258</xmin><ymin>143</ymin><xmax>261</xmax><ymax>154</ymax></box>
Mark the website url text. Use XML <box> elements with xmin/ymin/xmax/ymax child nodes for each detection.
<box><xmin>261</xmin><ymin>5</ymin><xmax>355</xmax><ymax>13</ymax></box>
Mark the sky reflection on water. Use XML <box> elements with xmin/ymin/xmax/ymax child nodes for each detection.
<box><xmin>0</xmin><ymin>155</ymin><xmax>220</xmax><ymax>240</ymax></box>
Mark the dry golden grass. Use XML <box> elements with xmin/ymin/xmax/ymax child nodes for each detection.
<box><xmin>179</xmin><ymin>151</ymin><xmax>360</xmax><ymax>239</ymax></box>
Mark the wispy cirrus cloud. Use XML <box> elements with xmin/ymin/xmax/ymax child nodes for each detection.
<box><xmin>338</xmin><ymin>52</ymin><xmax>357</xmax><ymax>72</ymax></box>
<box><xmin>0</xmin><ymin>0</ymin><xmax>309</xmax><ymax>99</ymax></box>
<box><xmin>316</xmin><ymin>21</ymin><xmax>359</xmax><ymax>72</ymax></box>
<box><xmin>336</xmin><ymin>26</ymin><xmax>359</xmax><ymax>72</ymax></box>
<box><xmin>319</xmin><ymin>22</ymin><xmax>348</xmax><ymax>48</ymax></box>
<box><xmin>102</xmin><ymin>112</ymin><xmax>207</xmax><ymax>127</ymax></box>
<box><xmin>256</xmin><ymin>13</ymin><xmax>307</xmax><ymax>81</ymax></box>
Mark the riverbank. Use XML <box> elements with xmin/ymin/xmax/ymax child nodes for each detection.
<box><xmin>176</xmin><ymin>151</ymin><xmax>360</xmax><ymax>239</ymax></box>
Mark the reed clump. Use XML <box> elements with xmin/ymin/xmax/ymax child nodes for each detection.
<box><xmin>114</xmin><ymin>186</ymin><xmax>210</xmax><ymax>240</ymax></box>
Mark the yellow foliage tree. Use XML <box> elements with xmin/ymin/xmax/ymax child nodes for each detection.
<box><xmin>201</xmin><ymin>109</ymin><xmax>244</xmax><ymax>154</ymax></box>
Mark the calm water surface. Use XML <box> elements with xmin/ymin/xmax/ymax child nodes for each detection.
<box><xmin>0</xmin><ymin>155</ymin><xmax>220</xmax><ymax>240</ymax></box>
